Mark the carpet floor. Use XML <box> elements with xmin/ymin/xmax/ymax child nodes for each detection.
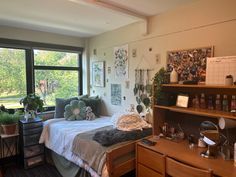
<box><xmin>4</xmin><ymin>164</ymin><xmax>62</xmax><ymax>177</ymax></box>
<box><xmin>3</xmin><ymin>164</ymin><xmax>135</xmax><ymax>177</ymax></box>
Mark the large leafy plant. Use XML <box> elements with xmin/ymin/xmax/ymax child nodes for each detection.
<box><xmin>20</xmin><ymin>93</ymin><xmax>44</xmax><ymax>112</ymax></box>
<box><xmin>152</xmin><ymin>67</ymin><xmax>167</xmax><ymax>102</ymax></box>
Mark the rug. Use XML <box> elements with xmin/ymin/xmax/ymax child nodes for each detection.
<box><xmin>4</xmin><ymin>164</ymin><xmax>62</xmax><ymax>177</ymax></box>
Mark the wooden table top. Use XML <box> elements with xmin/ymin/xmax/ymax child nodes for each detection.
<box><xmin>138</xmin><ymin>137</ymin><xmax>236</xmax><ymax>177</ymax></box>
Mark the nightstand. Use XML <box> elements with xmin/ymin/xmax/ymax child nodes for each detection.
<box><xmin>19</xmin><ymin>118</ymin><xmax>44</xmax><ymax>169</ymax></box>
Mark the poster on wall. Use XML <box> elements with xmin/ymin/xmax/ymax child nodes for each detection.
<box><xmin>167</xmin><ymin>46</ymin><xmax>213</xmax><ymax>83</ymax></box>
<box><xmin>111</xmin><ymin>84</ymin><xmax>121</xmax><ymax>105</ymax></box>
<box><xmin>92</xmin><ymin>61</ymin><xmax>105</xmax><ymax>87</ymax></box>
<box><xmin>114</xmin><ymin>44</ymin><xmax>128</xmax><ymax>79</ymax></box>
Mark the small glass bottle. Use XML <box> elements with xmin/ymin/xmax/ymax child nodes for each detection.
<box><xmin>192</xmin><ymin>95</ymin><xmax>199</xmax><ymax>108</ymax></box>
<box><xmin>215</xmin><ymin>94</ymin><xmax>221</xmax><ymax>111</ymax></box>
<box><xmin>222</xmin><ymin>95</ymin><xmax>229</xmax><ymax>112</ymax></box>
<box><xmin>195</xmin><ymin>95</ymin><xmax>200</xmax><ymax>108</ymax></box>
<box><xmin>200</xmin><ymin>93</ymin><xmax>206</xmax><ymax>109</ymax></box>
<box><xmin>231</xmin><ymin>95</ymin><xmax>236</xmax><ymax>112</ymax></box>
<box><xmin>208</xmin><ymin>95</ymin><xmax>214</xmax><ymax>110</ymax></box>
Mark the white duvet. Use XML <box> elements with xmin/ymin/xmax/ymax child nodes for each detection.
<box><xmin>39</xmin><ymin>117</ymin><xmax>112</xmax><ymax>177</ymax></box>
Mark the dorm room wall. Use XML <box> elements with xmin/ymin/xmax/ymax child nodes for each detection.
<box><xmin>88</xmin><ymin>0</ymin><xmax>236</xmax><ymax>116</ymax></box>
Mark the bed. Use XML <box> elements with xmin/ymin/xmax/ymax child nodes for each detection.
<box><xmin>39</xmin><ymin>115</ymin><xmax>152</xmax><ymax>177</ymax></box>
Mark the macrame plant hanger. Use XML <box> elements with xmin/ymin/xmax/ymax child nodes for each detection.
<box><xmin>134</xmin><ymin>55</ymin><xmax>153</xmax><ymax>113</ymax></box>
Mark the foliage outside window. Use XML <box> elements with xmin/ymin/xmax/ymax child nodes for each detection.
<box><xmin>0</xmin><ymin>39</ymin><xmax>83</xmax><ymax>110</ymax></box>
<box><xmin>34</xmin><ymin>50</ymin><xmax>80</xmax><ymax>106</ymax></box>
<box><xmin>0</xmin><ymin>48</ymin><xmax>26</xmax><ymax>108</ymax></box>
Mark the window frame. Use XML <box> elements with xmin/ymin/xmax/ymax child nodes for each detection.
<box><xmin>0</xmin><ymin>38</ymin><xmax>83</xmax><ymax>110</ymax></box>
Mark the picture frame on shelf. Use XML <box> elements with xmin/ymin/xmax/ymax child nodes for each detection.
<box><xmin>92</xmin><ymin>61</ymin><xmax>105</xmax><ymax>87</ymax></box>
<box><xmin>176</xmin><ymin>94</ymin><xmax>189</xmax><ymax>108</ymax></box>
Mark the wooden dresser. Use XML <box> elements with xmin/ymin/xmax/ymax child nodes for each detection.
<box><xmin>136</xmin><ymin>138</ymin><xmax>236</xmax><ymax>177</ymax></box>
<box><xmin>19</xmin><ymin>118</ymin><xmax>44</xmax><ymax>169</ymax></box>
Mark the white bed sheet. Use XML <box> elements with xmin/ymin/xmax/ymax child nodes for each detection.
<box><xmin>39</xmin><ymin>116</ymin><xmax>112</xmax><ymax>177</ymax></box>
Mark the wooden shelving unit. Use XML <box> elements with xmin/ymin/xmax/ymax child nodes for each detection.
<box><xmin>155</xmin><ymin>105</ymin><xmax>236</xmax><ymax>120</ymax></box>
<box><xmin>153</xmin><ymin>84</ymin><xmax>236</xmax><ymax>135</ymax></box>
<box><xmin>161</xmin><ymin>84</ymin><xmax>236</xmax><ymax>95</ymax></box>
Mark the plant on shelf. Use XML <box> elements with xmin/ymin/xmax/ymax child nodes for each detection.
<box><xmin>20</xmin><ymin>93</ymin><xmax>44</xmax><ymax>119</ymax></box>
<box><xmin>152</xmin><ymin>67</ymin><xmax>168</xmax><ymax>105</ymax></box>
<box><xmin>0</xmin><ymin>106</ymin><xmax>20</xmax><ymax>134</ymax></box>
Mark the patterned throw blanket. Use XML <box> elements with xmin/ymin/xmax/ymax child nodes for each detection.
<box><xmin>72</xmin><ymin>126</ymin><xmax>152</xmax><ymax>175</ymax></box>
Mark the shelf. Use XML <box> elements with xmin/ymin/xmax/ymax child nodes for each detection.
<box><xmin>161</xmin><ymin>84</ymin><xmax>236</xmax><ymax>95</ymax></box>
<box><xmin>162</xmin><ymin>84</ymin><xmax>236</xmax><ymax>89</ymax></box>
<box><xmin>154</xmin><ymin>105</ymin><xmax>236</xmax><ymax>120</ymax></box>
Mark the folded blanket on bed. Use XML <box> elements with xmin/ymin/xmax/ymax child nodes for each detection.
<box><xmin>72</xmin><ymin>126</ymin><xmax>152</xmax><ymax>176</ymax></box>
<box><xmin>72</xmin><ymin>126</ymin><xmax>113</xmax><ymax>176</ymax></box>
<box><xmin>93</xmin><ymin>128</ymin><xmax>152</xmax><ymax>146</ymax></box>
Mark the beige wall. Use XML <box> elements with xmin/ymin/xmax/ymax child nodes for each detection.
<box><xmin>0</xmin><ymin>26</ymin><xmax>85</xmax><ymax>47</ymax></box>
<box><xmin>88</xmin><ymin>0</ymin><xmax>236</xmax><ymax>116</ymax></box>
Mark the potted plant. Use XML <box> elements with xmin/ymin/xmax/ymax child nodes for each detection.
<box><xmin>0</xmin><ymin>111</ymin><xmax>20</xmax><ymax>135</ymax></box>
<box><xmin>152</xmin><ymin>67</ymin><xmax>166</xmax><ymax>104</ymax></box>
<box><xmin>20</xmin><ymin>93</ymin><xmax>44</xmax><ymax>119</ymax></box>
<box><xmin>153</xmin><ymin>67</ymin><xmax>177</xmax><ymax>106</ymax></box>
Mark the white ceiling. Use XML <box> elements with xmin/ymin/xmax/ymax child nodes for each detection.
<box><xmin>0</xmin><ymin>0</ymin><xmax>198</xmax><ymax>37</ymax></box>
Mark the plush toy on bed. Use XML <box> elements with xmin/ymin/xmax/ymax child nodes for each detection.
<box><xmin>85</xmin><ymin>106</ymin><xmax>96</xmax><ymax>120</ymax></box>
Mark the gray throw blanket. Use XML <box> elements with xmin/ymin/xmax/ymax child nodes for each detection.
<box><xmin>93</xmin><ymin>127</ymin><xmax>152</xmax><ymax>146</ymax></box>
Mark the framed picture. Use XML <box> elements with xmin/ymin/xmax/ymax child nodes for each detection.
<box><xmin>92</xmin><ymin>61</ymin><xmax>105</xmax><ymax>87</ymax></box>
<box><xmin>176</xmin><ymin>94</ymin><xmax>189</xmax><ymax>108</ymax></box>
<box><xmin>167</xmin><ymin>46</ymin><xmax>213</xmax><ymax>83</ymax></box>
<box><xmin>114</xmin><ymin>44</ymin><xmax>128</xmax><ymax>79</ymax></box>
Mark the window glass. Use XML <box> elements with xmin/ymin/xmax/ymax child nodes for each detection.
<box><xmin>35</xmin><ymin>70</ymin><xmax>79</xmax><ymax>106</ymax></box>
<box><xmin>0</xmin><ymin>48</ymin><xmax>26</xmax><ymax>109</ymax></box>
<box><xmin>34</xmin><ymin>49</ymin><xmax>78</xmax><ymax>67</ymax></box>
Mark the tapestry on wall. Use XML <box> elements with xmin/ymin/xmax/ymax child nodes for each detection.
<box><xmin>167</xmin><ymin>46</ymin><xmax>213</xmax><ymax>83</ymax></box>
<box><xmin>114</xmin><ymin>44</ymin><xmax>128</xmax><ymax>79</ymax></box>
<box><xmin>111</xmin><ymin>84</ymin><xmax>121</xmax><ymax>105</ymax></box>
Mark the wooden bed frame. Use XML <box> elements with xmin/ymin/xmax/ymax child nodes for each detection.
<box><xmin>106</xmin><ymin>140</ymin><xmax>137</xmax><ymax>177</ymax></box>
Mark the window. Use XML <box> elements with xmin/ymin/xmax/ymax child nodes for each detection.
<box><xmin>0</xmin><ymin>39</ymin><xmax>83</xmax><ymax>109</ymax></box>
<box><xmin>0</xmin><ymin>47</ymin><xmax>27</xmax><ymax>109</ymax></box>
<box><xmin>34</xmin><ymin>50</ymin><xmax>80</xmax><ymax>106</ymax></box>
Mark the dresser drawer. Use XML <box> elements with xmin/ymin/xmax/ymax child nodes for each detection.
<box><xmin>137</xmin><ymin>145</ymin><xmax>165</xmax><ymax>174</ymax></box>
<box><xmin>24</xmin><ymin>154</ymin><xmax>44</xmax><ymax>169</ymax></box>
<box><xmin>23</xmin><ymin>133</ymin><xmax>41</xmax><ymax>146</ymax></box>
<box><xmin>21</xmin><ymin>121</ymin><xmax>43</xmax><ymax>130</ymax></box>
<box><xmin>24</xmin><ymin>144</ymin><xmax>44</xmax><ymax>158</ymax></box>
<box><xmin>137</xmin><ymin>163</ymin><xmax>163</xmax><ymax>177</ymax></box>
<box><xmin>23</xmin><ymin>127</ymin><xmax>42</xmax><ymax>136</ymax></box>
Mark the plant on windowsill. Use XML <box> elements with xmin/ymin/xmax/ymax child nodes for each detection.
<box><xmin>0</xmin><ymin>106</ymin><xmax>21</xmax><ymax>134</ymax></box>
<box><xmin>20</xmin><ymin>93</ymin><xmax>44</xmax><ymax>120</ymax></box>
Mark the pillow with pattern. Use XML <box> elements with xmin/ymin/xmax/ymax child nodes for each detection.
<box><xmin>64</xmin><ymin>100</ymin><xmax>86</xmax><ymax>120</ymax></box>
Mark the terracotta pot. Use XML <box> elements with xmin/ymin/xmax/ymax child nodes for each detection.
<box><xmin>1</xmin><ymin>123</ymin><xmax>17</xmax><ymax>135</ymax></box>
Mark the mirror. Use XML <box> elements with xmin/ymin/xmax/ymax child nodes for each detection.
<box><xmin>199</xmin><ymin>121</ymin><xmax>220</xmax><ymax>158</ymax></box>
